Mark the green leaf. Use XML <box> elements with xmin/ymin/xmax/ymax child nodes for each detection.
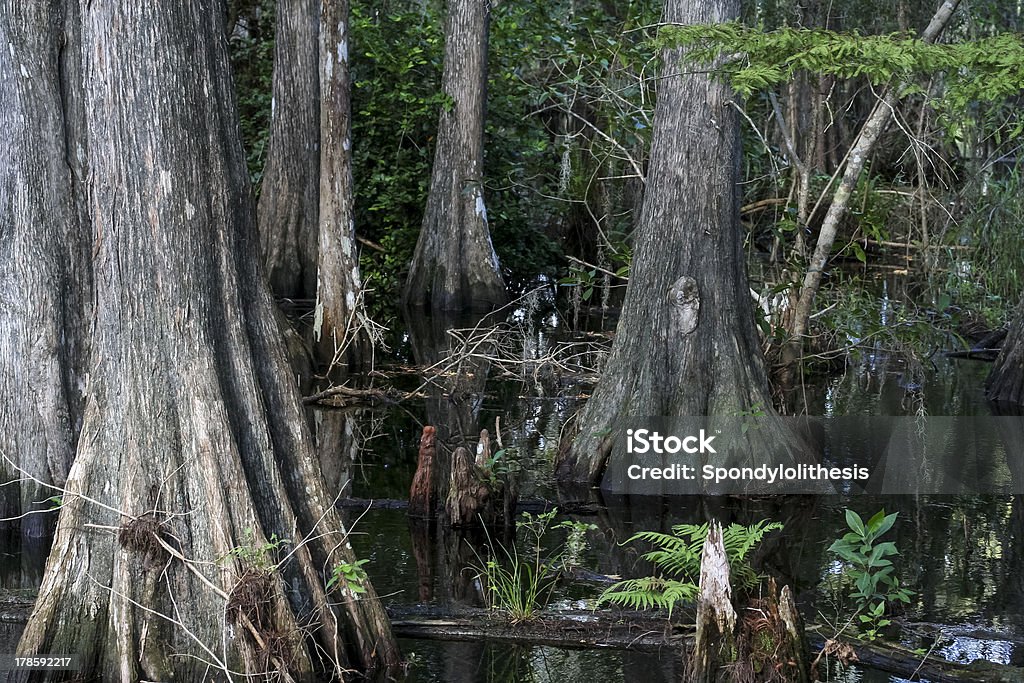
<box><xmin>846</xmin><ymin>509</ymin><xmax>866</xmax><ymax>537</ymax></box>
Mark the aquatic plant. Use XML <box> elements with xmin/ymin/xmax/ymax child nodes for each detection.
<box><xmin>598</xmin><ymin>520</ymin><xmax>782</xmax><ymax>617</ymax></box>
<box><xmin>828</xmin><ymin>509</ymin><xmax>913</xmax><ymax>641</ymax></box>
<box><xmin>475</xmin><ymin>509</ymin><xmax>596</xmax><ymax>622</ymax></box>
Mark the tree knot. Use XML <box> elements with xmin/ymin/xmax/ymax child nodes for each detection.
<box><xmin>668</xmin><ymin>275</ymin><xmax>700</xmax><ymax>334</ymax></box>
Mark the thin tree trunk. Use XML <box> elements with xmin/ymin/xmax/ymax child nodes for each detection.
<box><xmin>0</xmin><ymin>0</ymin><xmax>90</xmax><ymax>539</ymax></box>
<box><xmin>257</xmin><ymin>0</ymin><xmax>320</xmax><ymax>299</ymax></box>
<box><xmin>402</xmin><ymin>0</ymin><xmax>506</xmax><ymax>312</ymax></box>
<box><xmin>314</xmin><ymin>0</ymin><xmax>371</xmax><ymax>369</ymax></box>
<box><xmin>556</xmin><ymin>0</ymin><xmax>775</xmax><ymax>486</ymax></box>
<box><xmin>13</xmin><ymin>2</ymin><xmax>399</xmax><ymax>679</ymax></box>
<box><xmin>785</xmin><ymin>0</ymin><xmax>960</xmax><ymax>366</ymax></box>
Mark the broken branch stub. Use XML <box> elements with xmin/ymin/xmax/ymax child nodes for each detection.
<box><xmin>690</xmin><ymin>522</ymin><xmax>737</xmax><ymax>681</ymax></box>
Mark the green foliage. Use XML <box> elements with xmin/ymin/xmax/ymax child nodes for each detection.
<box><xmin>349</xmin><ymin>3</ymin><xmax>445</xmax><ymax>318</ymax></box>
<box><xmin>228</xmin><ymin>0</ymin><xmax>276</xmax><ymax>189</ymax></box>
<box><xmin>660</xmin><ymin>23</ymin><xmax>1024</xmax><ymax>123</ymax></box>
<box><xmin>597</xmin><ymin>576</ymin><xmax>699</xmax><ymax>616</ymax></box>
<box><xmin>224</xmin><ymin>530</ymin><xmax>290</xmax><ymax>573</ymax></box>
<box><xmin>556</xmin><ymin>518</ymin><xmax>599</xmax><ymax>571</ymax></box>
<box><xmin>828</xmin><ymin>509</ymin><xmax>913</xmax><ymax>641</ymax></box>
<box><xmin>599</xmin><ymin>520</ymin><xmax>782</xmax><ymax>617</ymax></box>
<box><xmin>940</xmin><ymin>166</ymin><xmax>1024</xmax><ymax>327</ymax></box>
<box><xmin>475</xmin><ymin>509</ymin><xmax>595</xmax><ymax>622</ymax></box>
<box><xmin>327</xmin><ymin>558</ymin><xmax>370</xmax><ymax>596</ymax></box>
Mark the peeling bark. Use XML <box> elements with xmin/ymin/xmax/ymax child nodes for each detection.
<box><xmin>690</xmin><ymin>523</ymin><xmax>737</xmax><ymax>681</ymax></box>
<box><xmin>12</xmin><ymin>3</ymin><xmax>399</xmax><ymax>679</ymax></box>
<box><xmin>402</xmin><ymin>0</ymin><xmax>506</xmax><ymax>312</ymax></box>
<box><xmin>314</xmin><ymin>0</ymin><xmax>370</xmax><ymax>369</ymax></box>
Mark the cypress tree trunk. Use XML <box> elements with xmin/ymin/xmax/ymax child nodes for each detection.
<box><xmin>402</xmin><ymin>0</ymin><xmax>506</xmax><ymax>312</ymax></box>
<box><xmin>256</xmin><ymin>0</ymin><xmax>320</xmax><ymax>299</ymax></box>
<box><xmin>314</xmin><ymin>0</ymin><xmax>370</xmax><ymax>368</ymax></box>
<box><xmin>986</xmin><ymin>300</ymin><xmax>1024</xmax><ymax>405</ymax></box>
<box><xmin>13</xmin><ymin>2</ymin><xmax>399</xmax><ymax>679</ymax></box>
<box><xmin>0</xmin><ymin>0</ymin><xmax>91</xmax><ymax>538</ymax></box>
<box><xmin>556</xmin><ymin>0</ymin><xmax>775</xmax><ymax>486</ymax></box>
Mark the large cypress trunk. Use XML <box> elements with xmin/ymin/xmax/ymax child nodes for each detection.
<box><xmin>402</xmin><ymin>0</ymin><xmax>506</xmax><ymax>312</ymax></box>
<box><xmin>256</xmin><ymin>0</ymin><xmax>320</xmax><ymax>299</ymax></box>
<box><xmin>556</xmin><ymin>0</ymin><xmax>774</xmax><ymax>486</ymax></box>
<box><xmin>13</xmin><ymin>2</ymin><xmax>399</xmax><ymax>679</ymax></box>
<box><xmin>0</xmin><ymin>0</ymin><xmax>91</xmax><ymax>538</ymax></box>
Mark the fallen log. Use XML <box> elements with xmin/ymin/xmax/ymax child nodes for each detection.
<box><xmin>4</xmin><ymin>588</ymin><xmax>1023</xmax><ymax>682</ymax></box>
<box><xmin>807</xmin><ymin>631</ymin><xmax>1024</xmax><ymax>683</ymax></box>
<box><xmin>387</xmin><ymin>602</ymin><xmax>1024</xmax><ymax>682</ymax></box>
<box><xmin>386</xmin><ymin>604</ymin><xmax>687</xmax><ymax>653</ymax></box>
<box><xmin>302</xmin><ymin>384</ymin><xmax>423</xmax><ymax>406</ymax></box>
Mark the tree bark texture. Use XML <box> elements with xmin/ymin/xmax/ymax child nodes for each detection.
<box><xmin>13</xmin><ymin>3</ymin><xmax>399</xmax><ymax>679</ymax></box>
<box><xmin>986</xmin><ymin>299</ymin><xmax>1024</xmax><ymax>405</ymax></box>
<box><xmin>256</xmin><ymin>0</ymin><xmax>320</xmax><ymax>299</ymax></box>
<box><xmin>314</xmin><ymin>0</ymin><xmax>370</xmax><ymax>368</ymax></box>
<box><xmin>0</xmin><ymin>0</ymin><xmax>91</xmax><ymax>538</ymax></box>
<box><xmin>556</xmin><ymin>0</ymin><xmax>774</xmax><ymax>486</ymax></box>
<box><xmin>402</xmin><ymin>0</ymin><xmax>506</xmax><ymax>312</ymax></box>
<box><xmin>409</xmin><ymin>426</ymin><xmax>437</xmax><ymax>519</ymax></box>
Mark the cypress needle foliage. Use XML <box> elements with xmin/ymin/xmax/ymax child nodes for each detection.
<box><xmin>658</xmin><ymin>23</ymin><xmax>1024</xmax><ymax>130</ymax></box>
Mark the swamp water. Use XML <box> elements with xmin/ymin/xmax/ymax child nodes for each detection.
<box><xmin>3</xmin><ymin>294</ymin><xmax>1023</xmax><ymax>683</ymax></box>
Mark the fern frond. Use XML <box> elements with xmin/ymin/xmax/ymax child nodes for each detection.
<box><xmin>598</xmin><ymin>577</ymin><xmax>698</xmax><ymax>618</ymax></box>
<box><xmin>624</xmin><ymin>530</ymin><xmax>689</xmax><ymax>552</ymax></box>
<box><xmin>723</xmin><ymin>521</ymin><xmax>783</xmax><ymax>563</ymax></box>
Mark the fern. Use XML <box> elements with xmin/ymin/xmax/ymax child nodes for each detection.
<box><xmin>598</xmin><ymin>577</ymin><xmax>698</xmax><ymax>618</ymax></box>
<box><xmin>598</xmin><ymin>519</ymin><xmax>782</xmax><ymax>615</ymax></box>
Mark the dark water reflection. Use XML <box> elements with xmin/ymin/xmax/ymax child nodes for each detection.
<box><xmin>3</xmin><ymin>303</ymin><xmax>1022</xmax><ymax>683</ymax></box>
<box><xmin>338</xmin><ymin>318</ymin><xmax>1024</xmax><ymax>681</ymax></box>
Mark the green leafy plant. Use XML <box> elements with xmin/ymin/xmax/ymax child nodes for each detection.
<box><xmin>475</xmin><ymin>509</ymin><xmax>595</xmax><ymax>622</ymax></box>
<box><xmin>327</xmin><ymin>558</ymin><xmax>370</xmax><ymax>596</ymax></box>
<box><xmin>224</xmin><ymin>530</ymin><xmax>290</xmax><ymax>574</ymax></box>
<box><xmin>556</xmin><ymin>519</ymin><xmax>599</xmax><ymax>571</ymax></box>
<box><xmin>828</xmin><ymin>509</ymin><xmax>913</xmax><ymax>641</ymax></box>
<box><xmin>599</xmin><ymin>520</ymin><xmax>782</xmax><ymax>617</ymax></box>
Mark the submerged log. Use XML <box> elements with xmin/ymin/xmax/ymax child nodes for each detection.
<box><xmin>807</xmin><ymin>631</ymin><xmax>1024</xmax><ymax>683</ymax></box>
<box><xmin>387</xmin><ymin>605</ymin><xmax>688</xmax><ymax>653</ymax></box>
<box><xmin>6</xmin><ymin>588</ymin><xmax>1023</xmax><ymax>682</ymax></box>
<box><xmin>409</xmin><ymin>426</ymin><xmax>437</xmax><ymax>519</ymax></box>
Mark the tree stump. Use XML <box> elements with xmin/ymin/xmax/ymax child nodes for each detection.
<box><xmin>777</xmin><ymin>583</ymin><xmax>812</xmax><ymax>683</ymax></box>
<box><xmin>690</xmin><ymin>522</ymin><xmax>738</xmax><ymax>681</ymax></box>
<box><xmin>446</xmin><ymin>446</ymin><xmax>493</xmax><ymax>526</ymax></box>
<box><xmin>409</xmin><ymin>426</ymin><xmax>437</xmax><ymax>519</ymax></box>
